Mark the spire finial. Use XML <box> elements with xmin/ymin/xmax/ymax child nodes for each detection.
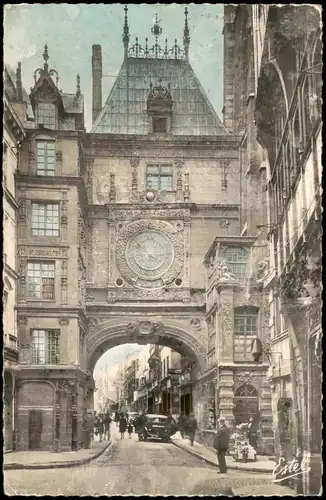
<box><xmin>76</xmin><ymin>73</ymin><xmax>81</xmax><ymax>97</ymax></box>
<box><xmin>43</xmin><ymin>44</ymin><xmax>49</xmax><ymax>71</ymax></box>
<box><xmin>16</xmin><ymin>61</ymin><xmax>23</xmax><ymax>101</ymax></box>
<box><xmin>123</xmin><ymin>5</ymin><xmax>130</xmax><ymax>59</ymax></box>
<box><xmin>151</xmin><ymin>13</ymin><xmax>162</xmax><ymax>37</ymax></box>
<box><xmin>183</xmin><ymin>7</ymin><xmax>190</xmax><ymax>62</ymax></box>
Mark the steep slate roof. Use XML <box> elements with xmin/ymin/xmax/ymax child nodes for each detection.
<box><xmin>92</xmin><ymin>58</ymin><xmax>228</xmax><ymax>136</ymax></box>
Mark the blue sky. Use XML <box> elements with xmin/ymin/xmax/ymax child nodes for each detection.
<box><xmin>4</xmin><ymin>4</ymin><xmax>224</xmax><ymax>371</ymax></box>
<box><xmin>4</xmin><ymin>4</ymin><xmax>224</xmax><ymax>132</ymax></box>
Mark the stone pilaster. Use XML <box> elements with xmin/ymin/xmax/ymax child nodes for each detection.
<box><xmin>216</xmin><ymin>281</ymin><xmax>236</xmax><ymax>363</ymax></box>
<box><xmin>218</xmin><ymin>368</ymin><xmax>234</xmax><ymax>424</ymax></box>
<box><xmin>259</xmin><ymin>377</ymin><xmax>274</xmax><ymax>455</ymax></box>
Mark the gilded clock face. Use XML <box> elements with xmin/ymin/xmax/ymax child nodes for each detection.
<box><xmin>126</xmin><ymin>230</ymin><xmax>174</xmax><ymax>280</ymax></box>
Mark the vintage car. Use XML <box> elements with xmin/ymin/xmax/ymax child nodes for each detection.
<box><xmin>138</xmin><ymin>414</ymin><xmax>176</xmax><ymax>442</ymax></box>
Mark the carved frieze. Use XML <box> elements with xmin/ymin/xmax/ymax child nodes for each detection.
<box><xmin>110</xmin><ymin>208</ymin><xmax>191</xmax><ymax>221</ymax></box>
<box><xmin>115</xmin><ymin>219</ymin><xmax>184</xmax><ymax>289</ymax></box>
<box><xmin>107</xmin><ymin>286</ymin><xmax>191</xmax><ymax>303</ymax></box>
<box><xmin>17</xmin><ymin>246</ymin><xmax>69</xmax><ymax>258</ymax></box>
<box><xmin>190</xmin><ymin>318</ymin><xmax>201</xmax><ymax>330</ymax></box>
<box><xmin>18</xmin><ymin>317</ymin><xmax>28</xmax><ymax>325</ymax></box>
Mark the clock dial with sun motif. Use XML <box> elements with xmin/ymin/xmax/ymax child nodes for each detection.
<box><xmin>126</xmin><ymin>230</ymin><xmax>174</xmax><ymax>280</ymax></box>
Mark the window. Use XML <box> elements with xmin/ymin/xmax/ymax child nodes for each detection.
<box><xmin>36</xmin><ymin>141</ymin><xmax>56</xmax><ymax>176</ymax></box>
<box><xmin>234</xmin><ymin>307</ymin><xmax>258</xmax><ymax>361</ymax></box>
<box><xmin>223</xmin><ymin>247</ymin><xmax>248</xmax><ymax>279</ymax></box>
<box><xmin>146</xmin><ymin>164</ymin><xmax>172</xmax><ymax>191</ymax></box>
<box><xmin>32</xmin><ymin>202</ymin><xmax>59</xmax><ymax>236</ymax></box>
<box><xmin>27</xmin><ymin>261</ymin><xmax>55</xmax><ymax>300</ymax></box>
<box><xmin>37</xmin><ymin>102</ymin><xmax>56</xmax><ymax>130</ymax></box>
<box><xmin>152</xmin><ymin>117</ymin><xmax>167</xmax><ymax>133</ymax></box>
<box><xmin>31</xmin><ymin>329</ymin><xmax>60</xmax><ymax>364</ymax></box>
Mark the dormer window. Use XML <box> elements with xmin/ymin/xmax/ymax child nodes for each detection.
<box><xmin>37</xmin><ymin>102</ymin><xmax>56</xmax><ymax>130</ymax></box>
<box><xmin>152</xmin><ymin>117</ymin><xmax>167</xmax><ymax>133</ymax></box>
<box><xmin>147</xmin><ymin>80</ymin><xmax>173</xmax><ymax>135</ymax></box>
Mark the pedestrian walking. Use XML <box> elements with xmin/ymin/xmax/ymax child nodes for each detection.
<box><xmin>97</xmin><ymin>414</ymin><xmax>105</xmax><ymax>443</ymax></box>
<box><xmin>247</xmin><ymin>416</ymin><xmax>259</xmax><ymax>450</ymax></box>
<box><xmin>187</xmin><ymin>412</ymin><xmax>198</xmax><ymax>446</ymax></box>
<box><xmin>104</xmin><ymin>411</ymin><xmax>112</xmax><ymax>441</ymax></box>
<box><xmin>127</xmin><ymin>421</ymin><xmax>133</xmax><ymax>439</ymax></box>
<box><xmin>213</xmin><ymin>417</ymin><xmax>230</xmax><ymax>474</ymax></box>
<box><xmin>119</xmin><ymin>413</ymin><xmax>128</xmax><ymax>439</ymax></box>
<box><xmin>178</xmin><ymin>412</ymin><xmax>187</xmax><ymax>438</ymax></box>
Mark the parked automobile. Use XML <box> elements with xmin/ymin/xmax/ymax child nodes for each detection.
<box><xmin>138</xmin><ymin>414</ymin><xmax>175</xmax><ymax>443</ymax></box>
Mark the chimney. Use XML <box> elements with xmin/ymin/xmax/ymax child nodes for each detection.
<box><xmin>92</xmin><ymin>44</ymin><xmax>102</xmax><ymax>125</ymax></box>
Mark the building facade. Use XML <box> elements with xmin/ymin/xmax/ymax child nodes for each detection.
<box><xmin>3</xmin><ymin>66</ymin><xmax>26</xmax><ymax>451</ymax></box>
<box><xmin>252</xmin><ymin>5</ymin><xmax>322</xmax><ymax>495</ymax></box>
<box><xmin>8</xmin><ymin>6</ymin><xmax>319</xmax><ymax>459</ymax></box>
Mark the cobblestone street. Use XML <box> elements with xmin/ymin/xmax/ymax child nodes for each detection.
<box><xmin>4</xmin><ymin>427</ymin><xmax>281</xmax><ymax>496</ymax></box>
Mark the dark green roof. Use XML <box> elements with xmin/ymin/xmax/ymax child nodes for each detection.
<box><xmin>92</xmin><ymin>58</ymin><xmax>228</xmax><ymax>136</ymax></box>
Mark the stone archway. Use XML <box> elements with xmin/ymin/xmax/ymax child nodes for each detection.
<box><xmin>87</xmin><ymin>317</ymin><xmax>207</xmax><ymax>375</ymax></box>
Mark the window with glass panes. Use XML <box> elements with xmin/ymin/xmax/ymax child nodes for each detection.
<box><xmin>36</xmin><ymin>141</ymin><xmax>56</xmax><ymax>176</ymax></box>
<box><xmin>31</xmin><ymin>329</ymin><xmax>60</xmax><ymax>365</ymax></box>
<box><xmin>223</xmin><ymin>247</ymin><xmax>248</xmax><ymax>279</ymax></box>
<box><xmin>234</xmin><ymin>308</ymin><xmax>258</xmax><ymax>361</ymax></box>
<box><xmin>27</xmin><ymin>261</ymin><xmax>55</xmax><ymax>300</ymax></box>
<box><xmin>37</xmin><ymin>102</ymin><xmax>56</xmax><ymax>129</ymax></box>
<box><xmin>146</xmin><ymin>164</ymin><xmax>173</xmax><ymax>191</ymax></box>
<box><xmin>32</xmin><ymin>202</ymin><xmax>59</xmax><ymax>236</ymax></box>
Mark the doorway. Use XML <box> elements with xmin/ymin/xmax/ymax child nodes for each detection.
<box><xmin>180</xmin><ymin>392</ymin><xmax>192</xmax><ymax>415</ymax></box>
<box><xmin>28</xmin><ymin>410</ymin><xmax>43</xmax><ymax>450</ymax></box>
<box><xmin>234</xmin><ymin>384</ymin><xmax>259</xmax><ymax>425</ymax></box>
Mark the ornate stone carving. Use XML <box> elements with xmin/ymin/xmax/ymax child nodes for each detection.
<box><xmin>18</xmin><ymin>317</ymin><xmax>28</xmax><ymax>325</ymax></box>
<box><xmin>256</xmin><ymin>258</ymin><xmax>269</xmax><ymax>282</ymax></box>
<box><xmin>281</xmin><ymin>254</ymin><xmax>321</xmax><ymax>304</ymax></box>
<box><xmin>61</xmin><ymin>259</ymin><xmax>68</xmax><ymax>304</ymax></box>
<box><xmin>138</xmin><ymin>190</ymin><xmax>167</xmax><ymax>203</ymax></box>
<box><xmin>127</xmin><ymin>320</ymin><xmax>165</xmax><ymax>341</ymax></box>
<box><xmin>88</xmin><ymin>317</ymin><xmax>100</xmax><ymax>330</ymax></box>
<box><xmin>130</xmin><ymin>156</ymin><xmax>139</xmax><ymax>198</ymax></box>
<box><xmin>85</xmin><ymin>293</ymin><xmax>95</xmax><ymax>302</ymax></box>
<box><xmin>190</xmin><ymin>318</ymin><xmax>201</xmax><ymax>330</ymax></box>
<box><xmin>56</xmin><ymin>151</ymin><xmax>62</xmax><ymax>162</ymax></box>
<box><xmin>219</xmin><ymin>219</ymin><xmax>230</xmax><ymax>233</ymax></box>
<box><xmin>86</xmin><ymin>220</ymin><xmax>93</xmax><ymax>282</ymax></box>
<box><xmin>115</xmin><ymin>219</ymin><xmax>184</xmax><ymax>289</ymax></box>
<box><xmin>218</xmin><ymin>260</ymin><xmax>236</xmax><ymax>281</ymax></box>
<box><xmin>220</xmin><ymin>300</ymin><xmax>234</xmax><ymax>356</ymax></box>
<box><xmin>59</xmin><ymin>318</ymin><xmax>70</xmax><ymax>325</ymax></box>
<box><xmin>107</xmin><ymin>287</ymin><xmax>191</xmax><ymax>303</ymax></box>
<box><xmin>109</xmin><ymin>173</ymin><xmax>116</xmax><ymax>202</ymax></box>
<box><xmin>111</xmin><ymin>208</ymin><xmax>190</xmax><ymax>221</ymax></box>
<box><xmin>19</xmin><ymin>197</ymin><xmax>27</xmax><ymax>222</ymax></box>
<box><xmin>18</xmin><ymin>246</ymin><xmax>68</xmax><ymax>258</ymax></box>
<box><xmin>220</xmin><ymin>160</ymin><xmax>230</xmax><ymax>190</ymax></box>
<box><xmin>183</xmin><ymin>173</ymin><xmax>190</xmax><ymax>202</ymax></box>
<box><xmin>235</xmin><ymin>371</ymin><xmax>253</xmax><ymax>384</ymax></box>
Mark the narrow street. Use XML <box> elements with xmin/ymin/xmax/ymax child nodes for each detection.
<box><xmin>5</xmin><ymin>426</ymin><xmax>272</xmax><ymax>496</ymax></box>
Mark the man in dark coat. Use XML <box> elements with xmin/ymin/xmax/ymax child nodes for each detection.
<box><xmin>213</xmin><ymin>417</ymin><xmax>230</xmax><ymax>474</ymax></box>
<box><xmin>247</xmin><ymin>416</ymin><xmax>258</xmax><ymax>450</ymax></box>
<box><xmin>104</xmin><ymin>411</ymin><xmax>112</xmax><ymax>440</ymax></box>
<box><xmin>178</xmin><ymin>412</ymin><xmax>187</xmax><ymax>438</ymax></box>
<box><xmin>187</xmin><ymin>412</ymin><xmax>198</xmax><ymax>446</ymax></box>
<box><xmin>119</xmin><ymin>412</ymin><xmax>128</xmax><ymax>439</ymax></box>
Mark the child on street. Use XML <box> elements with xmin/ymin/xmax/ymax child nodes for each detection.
<box><xmin>127</xmin><ymin>422</ymin><xmax>133</xmax><ymax>439</ymax></box>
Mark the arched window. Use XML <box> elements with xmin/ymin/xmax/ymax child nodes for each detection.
<box><xmin>223</xmin><ymin>247</ymin><xmax>248</xmax><ymax>279</ymax></box>
<box><xmin>234</xmin><ymin>306</ymin><xmax>259</xmax><ymax>362</ymax></box>
<box><xmin>234</xmin><ymin>384</ymin><xmax>259</xmax><ymax>425</ymax></box>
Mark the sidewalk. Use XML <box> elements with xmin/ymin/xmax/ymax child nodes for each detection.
<box><xmin>4</xmin><ymin>440</ymin><xmax>111</xmax><ymax>470</ymax></box>
<box><xmin>171</xmin><ymin>433</ymin><xmax>274</xmax><ymax>473</ymax></box>
<box><xmin>171</xmin><ymin>434</ymin><xmax>296</xmax><ymax>496</ymax></box>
